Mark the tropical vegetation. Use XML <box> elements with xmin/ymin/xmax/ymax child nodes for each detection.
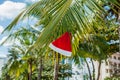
<box><xmin>1</xmin><ymin>0</ymin><xmax>120</xmax><ymax>80</ymax></box>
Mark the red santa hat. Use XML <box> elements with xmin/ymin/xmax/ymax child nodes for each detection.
<box><xmin>49</xmin><ymin>32</ymin><xmax>72</xmax><ymax>57</ymax></box>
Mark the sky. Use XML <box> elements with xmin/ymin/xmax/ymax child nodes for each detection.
<box><xmin>0</xmin><ymin>0</ymin><xmax>37</xmax><ymax>57</ymax></box>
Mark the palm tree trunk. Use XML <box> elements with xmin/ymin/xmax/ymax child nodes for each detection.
<box><xmin>38</xmin><ymin>58</ymin><xmax>43</xmax><ymax>80</ymax></box>
<box><xmin>84</xmin><ymin>58</ymin><xmax>92</xmax><ymax>80</ymax></box>
<box><xmin>53</xmin><ymin>53</ymin><xmax>59</xmax><ymax>80</ymax></box>
<box><xmin>118</xmin><ymin>9</ymin><xmax>120</xmax><ymax>53</ymax></box>
<box><xmin>29</xmin><ymin>59</ymin><xmax>32</xmax><ymax>80</ymax></box>
<box><xmin>27</xmin><ymin>73</ymin><xmax>29</xmax><ymax>80</ymax></box>
<box><xmin>97</xmin><ymin>60</ymin><xmax>101</xmax><ymax>80</ymax></box>
<box><xmin>91</xmin><ymin>59</ymin><xmax>95</xmax><ymax>80</ymax></box>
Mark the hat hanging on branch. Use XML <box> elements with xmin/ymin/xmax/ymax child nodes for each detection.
<box><xmin>49</xmin><ymin>32</ymin><xmax>72</xmax><ymax>57</ymax></box>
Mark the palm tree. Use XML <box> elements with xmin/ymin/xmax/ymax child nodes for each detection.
<box><xmin>72</xmin><ymin>34</ymin><xmax>110</xmax><ymax>80</ymax></box>
<box><xmin>1</xmin><ymin>61</ymin><xmax>11</xmax><ymax>80</ymax></box>
<box><xmin>3</xmin><ymin>0</ymin><xmax>118</xmax><ymax>49</ymax></box>
<box><xmin>2</xmin><ymin>26</ymin><xmax>39</xmax><ymax>79</ymax></box>
<box><xmin>2</xmin><ymin>26</ymin><xmax>55</xmax><ymax>80</ymax></box>
<box><xmin>6</xmin><ymin>46</ymin><xmax>26</xmax><ymax>79</ymax></box>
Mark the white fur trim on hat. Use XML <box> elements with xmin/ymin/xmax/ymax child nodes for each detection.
<box><xmin>49</xmin><ymin>43</ymin><xmax>71</xmax><ymax>57</ymax></box>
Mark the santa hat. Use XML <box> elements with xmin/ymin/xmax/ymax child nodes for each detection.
<box><xmin>49</xmin><ymin>32</ymin><xmax>72</xmax><ymax>57</ymax></box>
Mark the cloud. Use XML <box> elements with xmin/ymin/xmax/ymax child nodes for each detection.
<box><xmin>0</xmin><ymin>25</ymin><xmax>4</xmax><ymax>33</ymax></box>
<box><xmin>0</xmin><ymin>1</ymin><xmax>26</xmax><ymax>20</ymax></box>
<box><xmin>0</xmin><ymin>53</ymin><xmax>7</xmax><ymax>58</ymax></box>
<box><xmin>25</xmin><ymin>0</ymin><xmax>38</xmax><ymax>2</ymax></box>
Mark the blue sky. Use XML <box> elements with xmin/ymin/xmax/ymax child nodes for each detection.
<box><xmin>0</xmin><ymin>0</ymin><xmax>37</xmax><ymax>57</ymax></box>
